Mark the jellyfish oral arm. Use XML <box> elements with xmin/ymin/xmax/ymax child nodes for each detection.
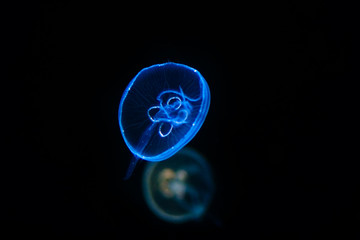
<box><xmin>147</xmin><ymin>88</ymin><xmax>200</xmax><ymax>138</ymax></box>
<box><xmin>123</xmin><ymin>123</ymin><xmax>156</xmax><ymax>180</ymax></box>
<box><xmin>123</xmin><ymin>155</ymin><xmax>141</xmax><ymax>180</ymax></box>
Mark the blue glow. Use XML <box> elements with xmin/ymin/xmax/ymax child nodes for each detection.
<box><xmin>142</xmin><ymin>148</ymin><xmax>214</xmax><ymax>223</ymax></box>
<box><xmin>119</xmin><ymin>62</ymin><xmax>210</xmax><ymax>178</ymax></box>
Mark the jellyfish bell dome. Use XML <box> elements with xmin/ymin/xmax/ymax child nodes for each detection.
<box><xmin>142</xmin><ymin>148</ymin><xmax>215</xmax><ymax>223</ymax></box>
<box><xmin>119</xmin><ymin>62</ymin><xmax>210</xmax><ymax>162</ymax></box>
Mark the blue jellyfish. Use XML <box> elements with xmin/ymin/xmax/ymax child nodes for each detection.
<box><xmin>142</xmin><ymin>147</ymin><xmax>214</xmax><ymax>223</ymax></box>
<box><xmin>119</xmin><ymin>62</ymin><xmax>210</xmax><ymax>179</ymax></box>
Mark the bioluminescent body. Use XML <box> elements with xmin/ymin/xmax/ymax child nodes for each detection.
<box><xmin>119</xmin><ymin>62</ymin><xmax>210</xmax><ymax>179</ymax></box>
<box><xmin>143</xmin><ymin>148</ymin><xmax>214</xmax><ymax>223</ymax></box>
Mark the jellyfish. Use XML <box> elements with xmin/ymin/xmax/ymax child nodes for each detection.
<box><xmin>118</xmin><ymin>62</ymin><xmax>210</xmax><ymax>179</ymax></box>
<box><xmin>142</xmin><ymin>147</ymin><xmax>214</xmax><ymax>223</ymax></box>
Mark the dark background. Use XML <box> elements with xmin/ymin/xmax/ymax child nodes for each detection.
<box><xmin>2</xmin><ymin>1</ymin><xmax>359</xmax><ymax>239</ymax></box>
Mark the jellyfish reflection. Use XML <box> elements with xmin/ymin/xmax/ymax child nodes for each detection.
<box><xmin>142</xmin><ymin>148</ymin><xmax>214</xmax><ymax>223</ymax></box>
